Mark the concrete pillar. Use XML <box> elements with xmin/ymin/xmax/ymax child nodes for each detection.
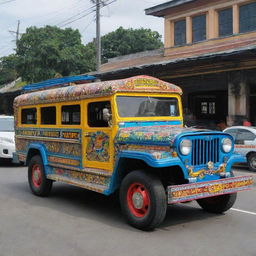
<box><xmin>228</xmin><ymin>72</ymin><xmax>249</xmax><ymax>125</ymax></box>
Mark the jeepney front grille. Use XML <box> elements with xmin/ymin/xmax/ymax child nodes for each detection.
<box><xmin>191</xmin><ymin>138</ymin><xmax>220</xmax><ymax>166</ymax></box>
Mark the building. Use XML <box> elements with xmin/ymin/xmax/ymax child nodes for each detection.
<box><xmin>97</xmin><ymin>0</ymin><xmax>256</xmax><ymax>127</ymax></box>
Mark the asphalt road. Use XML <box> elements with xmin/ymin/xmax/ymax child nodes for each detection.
<box><xmin>0</xmin><ymin>163</ymin><xmax>255</xmax><ymax>256</ymax></box>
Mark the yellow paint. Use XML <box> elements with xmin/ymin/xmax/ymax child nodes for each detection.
<box><xmin>113</xmin><ymin>92</ymin><xmax>183</xmax><ymax>125</ymax></box>
<box><xmin>16</xmin><ymin>87</ymin><xmax>183</xmax><ymax>174</ymax></box>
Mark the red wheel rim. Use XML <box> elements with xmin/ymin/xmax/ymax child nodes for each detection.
<box><xmin>127</xmin><ymin>183</ymin><xmax>150</xmax><ymax>218</ymax></box>
<box><xmin>31</xmin><ymin>164</ymin><xmax>42</xmax><ymax>188</ymax></box>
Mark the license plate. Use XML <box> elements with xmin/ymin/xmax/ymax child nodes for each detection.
<box><xmin>167</xmin><ymin>176</ymin><xmax>254</xmax><ymax>204</ymax></box>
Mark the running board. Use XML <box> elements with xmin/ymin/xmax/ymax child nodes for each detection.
<box><xmin>47</xmin><ymin>168</ymin><xmax>111</xmax><ymax>194</ymax></box>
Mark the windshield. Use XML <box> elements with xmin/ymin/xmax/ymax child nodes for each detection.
<box><xmin>116</xmin><ymin>96</ymin><xmax>179</xmax><ymax>117</ymax></box>
<box><xmin>0</xmin><ymin>118</ymin><xmax>14</xmax><ymax>132</ymax></box>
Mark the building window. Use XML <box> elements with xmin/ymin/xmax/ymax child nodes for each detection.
<box><xmin>192</xmin><ymin>14</ymin><xmax>206</xmax><ymax>43</ymax></box>
<box><xmin>88</xmin><ymin>101</ymin><xmax>111</xmax><ymax>127</ymax></box>
<box><xmin>239</xmin><ymin>2</ymin><xmax>256</xmax><ymax>33</ymax></box>
<box><xmin>61</xmin><ymin>105</ymin><xmax>80</xmax><ymax>125</ymax></box>
<box><xmin>41</xmin><ymin>106</ymin><xmax>56</xmax><ymax>125</ymax></box>
<box><xmin>218</xmin><ymin>8</ymin><xmax>233</xmax><ymax>36</ymax></box>
<box><xmin>174</xmin><ymin>19</ymin><xmax>186</xmax><ymax>46</ymax></box>
<box><xmin>21</xmin><ymin>108</ymin><xmax>37</xmax><ymax>124</ymax></box>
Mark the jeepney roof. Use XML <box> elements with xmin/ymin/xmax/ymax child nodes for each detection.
<box><xmin>14</xmin><ymin>75</ymin><xmax>182</xmax><ymax>107</ymax></box>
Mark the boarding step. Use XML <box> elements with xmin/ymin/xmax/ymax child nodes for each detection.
<box><xmin>47</xmin><ymin>174</ymin><xmax>109</xmax><ymax>194</ymax></box>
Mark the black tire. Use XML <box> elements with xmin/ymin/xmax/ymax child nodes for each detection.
<box><xmin>119</xmin><ymin>170</ymin><xmax>167</xmax><ymax>231</ymax></box>
<box><xmin>197</xmin><ymin>193</ymin><xmax>237</xmax><ymax>213</ymax></box>
<box><xmin>28</xmin><ymin>155</ymin><xmax>52</xmax><ymax>197</ymax></box>
<box><xmin>247</xmin><ymin>153</ymin><xmax>256</xmax><ymax>172</ymax></box>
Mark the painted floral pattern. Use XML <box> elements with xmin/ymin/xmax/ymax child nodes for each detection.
<box><xmin>14</xmin><ymin>75</ymin><xmax>182</xmax><ymax>107</ymax></box>
<box><xmin>86</xmin><ymin>131</ymin><xmax>110</xmax><ymax>162</ymax></box>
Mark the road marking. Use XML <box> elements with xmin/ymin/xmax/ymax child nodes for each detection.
<box><xmin>231</xmin><ymin>208</ymin><xmax>256</xmax><ymax>216</ymax></box>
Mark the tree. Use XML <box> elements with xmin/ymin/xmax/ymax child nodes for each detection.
<box><xmin>16</xmin><ymin>26</ymin><xmax>89</xmax><ymax>83</ymax></box>
<box><xmin>83</xmin><ymin>26</ymin><xmax>163</xmax><ymax>68</ymax></box>
<box><xmin>101</xmin><ymin>27</ymin><xmax>163</xmax><ymax>62</ymax></box>
<box><xmin>0</xmin><ymin>54</ymin><xmax>19</xmax><ymax>85</ymax></box>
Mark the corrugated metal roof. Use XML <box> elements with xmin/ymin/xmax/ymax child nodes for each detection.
<box><xmin>145</xmin><ymin>0</ymin><xmax>196</xmax><ymax>17</ymax></box>
<box><xmin>94</xmin><ymin>44</ymin><xmax>256</xmax><ymax>77</ymax></box>
<box><xmin>22</xmin><ymin>75</ymin><xmax>96</xmax><ymax>92</ymax></box>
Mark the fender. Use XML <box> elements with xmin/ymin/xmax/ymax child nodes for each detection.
<box><xmin>26</xmin><ymin>143</ymin><xmax>48</xmax><ymax>166</ymax></box>
<box><xmin>226</xmin><ymin>153</ymin><xmax>247</xmax><ymax>171</ymax></box>
<box><xmin>103</xmin><ymin>150</ymin><xmax>187</xmax><ymax>195</ymax></box>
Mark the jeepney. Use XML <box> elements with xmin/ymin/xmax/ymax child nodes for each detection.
<box><xmin>13</xmin><ymin>75</ymin><xmax>253</xmax><ymax>230</ymax></box>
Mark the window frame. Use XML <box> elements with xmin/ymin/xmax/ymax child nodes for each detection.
<box><xmin>86</xmin><ymin>99</ymin><xmax>113</xmax><ymax>128</ymax></box>
<box><xmin>173</xmin><ymin>18</ymin><xmax>187</xmax><ymax>46</ymax></box>
<box><xmin>218</xmin><ymin>7</ymin><xmax>233</xmax><ymax>37</ymax></box>
<box><xmin>192</xmin><ymin>13</ymin><xmax>207</xmax><ymax>43</ymax></box>
<box><xmin>40</xmin><ymin>105</ymin><xmax>57</xmax><ymax>126</ymax></box>
<box><xmin>61</xmin><ymin>104</ymin><xmax>81</xmax><ymax>126</ymax></box>
<box><xmin>20</xmin><ymin>107</ymin><xmax>38</xmax><ymax>126</ymax></box>
<box><xmin>239</xmin><ymin>1</ymin><xmax>256</xmax><ymax>34</ymax></box>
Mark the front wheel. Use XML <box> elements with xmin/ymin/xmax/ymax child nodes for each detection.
<box><xmin>119</xmin><ymin>170</ymin><xmax>167</xmax><ymax>230</ymax></box>
<box><xmin>247</xmin><ymin>153</ymin><xmax>256</xmax><ymax>172</ymax></box>
<box><xmin>28</xmin><ymin>155</ymin><xmax>52</xmax><ymax>197</ymax></box>
<box><xmin>197</xmin><ymin>193</ymin><xmax>237</xmax><ymax>213</ymax></box>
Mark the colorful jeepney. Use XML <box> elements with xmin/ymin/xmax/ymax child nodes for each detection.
<box><xmin>13</xmin><ymin>75</ymin><xmax>253</xmax><ymax>230</ymax></box>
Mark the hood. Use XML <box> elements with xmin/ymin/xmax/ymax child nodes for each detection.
<box><xmin>116</xmin><ymin>125</ymin><xmax>207</xmax><ymax>146</ymax></box>
<box><xmin>0</xmin><ymin>132</ymin><xmax>15</xmax><ymax>144</ymax></box>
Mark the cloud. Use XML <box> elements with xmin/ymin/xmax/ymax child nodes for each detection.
<box><xmin>0</xmin><ymin>0</ymin><xmax>166</xmax><ymax>57</ymax></box>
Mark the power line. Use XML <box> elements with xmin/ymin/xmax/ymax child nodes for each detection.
<box><xmin>56</xmin><ymin>4</ymin><xmax>96</xmax><ymax>27</ymax></box>
<box><xmin>81</xmin><ymin>15</ymin><xmax>96</xmax><ymax>34</ymax></box>
<box><xmin>0</xmin><ymin>0</ymin><xmax>15</xmax><ymax>5</ymax></box>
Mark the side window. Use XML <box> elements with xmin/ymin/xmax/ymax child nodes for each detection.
<box><xmin>239</xmin><ymin>2</ymin><xmax>256</xmax><ymax>33</ymax></box>
<box><xmin>21</xmin><ymin>108</ymin><xmax>37</xmax><ymax>124</ymax></box>
<box><xmin>88</xmin><ymin>101</ymin><xmax>111</xmax><ymax>127</ymax></box>
<box><xmin>61</xmin><ymin>105</ymin><xmax>80</xmax><ymax>125</ymax></box>
<box><xmin>236</xmin><ymin>129</ymin><xmax>256</xmax><ymax>144</ymax></box>
<box><xmin>218</xmin><ymin>8</ymin><xmax>233</xmax><ymax>37</ymax></box>
<box><xmin>192</xmin><ymin>14</ymin><xmax>206</xmax><ymax>43</ymax></box>
<box><xmin>41</xmin><ymin>106</ymin><xmax>56</xmax><ymax>125</ymax></box>
<box><xmin>225</xmin><ymin>129</ymin><xmax>237</xmax><ymax>140</ymax></box>
<box><xmin>174</xmin><ymin>19</ymin><xmax>186</xmax><ymax>46</ymax></box>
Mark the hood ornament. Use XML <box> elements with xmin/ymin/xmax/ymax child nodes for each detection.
<box><xmin>207</xmin><ymin>161</ymin><xmax>214</xmax><ymax>170</ymax></box>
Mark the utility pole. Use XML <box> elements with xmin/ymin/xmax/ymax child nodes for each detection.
<box><xmin>96</xmin><ymin>0</ymin><xmax>101</xmax><ymax>72</ymax></box>
<box><xmin>9</xmin><ymin>20</ymin><xmax>21</xmax><ymax>47</ymax></box>
<box><xmin>91</xmin><ymin>0</ymin><xmax>115</xmax><ymax>72</ymax></box>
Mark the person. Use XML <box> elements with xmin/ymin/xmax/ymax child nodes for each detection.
<box><xmin>243</xmin><ymin>118</ymin><xmax>251</xmax><ymax>126</ymax></box>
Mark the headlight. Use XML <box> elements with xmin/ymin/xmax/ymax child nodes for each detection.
<box><xmin>222</xmin><ymin>138</ymin><xmax>232</xmax><ymax>153</ymax></box>
<box><xmin>180</xmin><ymin>139</ymin><xmax>192</xmax><ymax>155</ymax></box>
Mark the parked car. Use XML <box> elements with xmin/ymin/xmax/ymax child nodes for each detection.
<box><xmin>0</xmin><ymin>115</ymin><xmax>15</xmax><ymax>161</ymax></box>
<box><xmin>224</xmin><ymin>126</ymin><xmax>256</xmax><ymax>171</ymax></box>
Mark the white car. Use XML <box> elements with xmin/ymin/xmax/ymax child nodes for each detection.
<box><xmin>0</xmin><ymin>116</ymin><xmax>15</xmax><ymax>161</ymax></box>
<box><xmin>224</xmin><ymin>126</ymin><xmax>256</xmax><ymax>172</ymax></box>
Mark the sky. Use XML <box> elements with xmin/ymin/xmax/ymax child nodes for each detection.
<box><xmin>0</xmin><ymin>0</ymin><xmax>167</xmax><ymax>58</ymax></box>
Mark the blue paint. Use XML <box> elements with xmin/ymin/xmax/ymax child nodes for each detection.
<box><xmin>27</xmin><ymin>143</ymin><xmax>48</xmax><ymax>166</ymax></box>
<box><xmin>103</xmin><ymin>151</ymin><xmax>187</xmax><ymax>195</ymax></box>
<box><xmin>23</xmin><ymin>75</ymin><xmax>96</xmax><ymax>91</ymax></box>
<box><xmin>119</xmin><ymin>120</ymin><xmax>182</xmax><ymax>128</ymax></box>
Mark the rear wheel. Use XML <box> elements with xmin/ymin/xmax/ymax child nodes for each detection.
<box><xmin>28</xmin><ymin>155</ymin><xmax>52</xmax><ymax>197</ymax></box>
<box><xmin>197</xmin><ymin>193</ymin><xmax>237</xmax><ymax>213</ymax></box>
<box><xmin>119</xmin><ymin>170</ymin><xmax>167</xmax><ymax>230</ymax></box>
<box><xmin>247</xmin><ymin>153</ymin><xmax>256</xmax><ymax>172</ymax></box>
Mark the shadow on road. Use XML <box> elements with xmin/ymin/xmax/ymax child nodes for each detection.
<box><xmin>5</xmin><ymin>178</ymin><xmax>218</xmax><ymax>231</ymax></box>
<box><xmin>0</xmin><ymin>159</ymin><xmax>23</xmax><ymax>168</ymax></box>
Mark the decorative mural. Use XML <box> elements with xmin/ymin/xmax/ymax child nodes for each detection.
<box><xmin>51</xmin><ymin>168</ymin><xmax>111</xmax><ymax>187</ymax></box>
<box><xmin>86</xmin><ymin>131</ymin><xmax>110</xmax><ymax>162</ymax></box>
<box><xmin>116</xmin><ymin>125</ymin><xmax>201</xmax><ymax>146</ymax></box>
<box><xmin>13</xmin><ymin>75</ymin><xmax>182</xmax><ymax>107</ymax></box>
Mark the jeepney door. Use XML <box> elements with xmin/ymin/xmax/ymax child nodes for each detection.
<box><xmin>83</xmin><ymin>99</ymin><xmax>114</xmax><ymax>171</ymax></box>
